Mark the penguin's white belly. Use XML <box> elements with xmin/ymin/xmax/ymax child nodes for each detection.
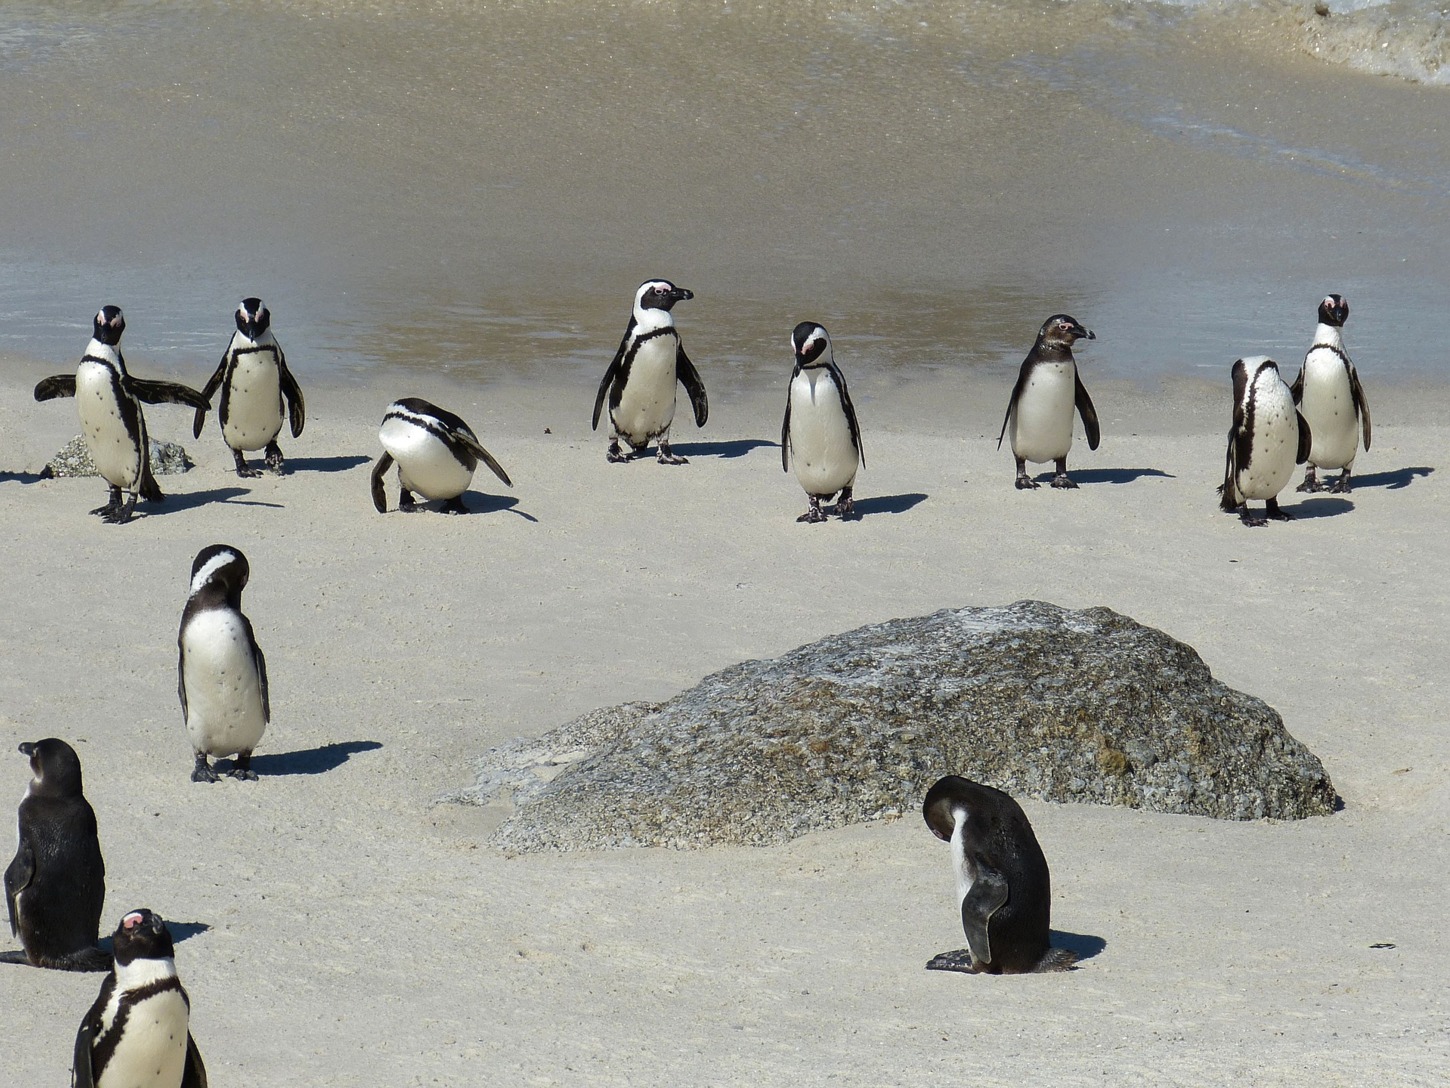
<box><xmin>789</xmin><ymin>370</ymin><xmax>858</xmax><ymax>496</ymax></box>
<box><xmin>222</xmin><ymin>352</ymin><xmax>284</xmax><ymax>451</ymax></box>
<box><xmin>380</xmin><ymin>420</ymin><xmax>473</xmax><ymax>500</ymax></box>
<box><xmin>1009</xmin><ymin>363</ymin><xmax>1076</xmax><ymax>463</ymax></box>
<box><xmin>613</xmin><ymin>336</ymin><xmax>678</xmax><ymax>443</ymax></box>
<box><xmin>1298</xmin><ymin>352</ymin><xmax>1358</xmax><ymax>469</ymax></box>
<box><xmin>182</xmin><ymin>611</ymin><xmax>267</xmax><ymax>757</ymax></box>
<box><xmin>76</xmin><ymin>362</ymin><xmax>143</xmax><ymax>490</ymax></box>
<box><xmin>1237</xmin><ymin>381</ymin><xmax>1299</xmax><ymax>500</ymax></box>
<box><xmin>96</xmin><ymin>990</ymin><xmax>189</xmax><ymax>1088</ymax></box>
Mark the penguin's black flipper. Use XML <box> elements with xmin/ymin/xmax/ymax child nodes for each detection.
<box><xmin>192</xmin><ymin>358</ymin><xmax>227</xmax><ymax>438</ymax></box>
<box><xmin>832</xmin><ymin>361</ymin><xmax>865</xmax><ymax>469</ymax></box>
<box><xmin>370</xmin><ymin>453</ymin><xmax>395</xmax><ymax>513</ymax></box>
<box><xmin>33</xmin><ymin>375</ymin><xmax>77</xmax><ymax>401</ymax></box>
<box><xmin>1288</xmin><ymin>367</ymin><xmax>1305</xmax><ymax>404</ymax></box>
<box><xmin>997</xmin><ymin>360</ymin><xmax>1030</xmax><ymax>450</ymax></box>
<box><xmin>183</xmin><ymin>1032</ymin><xmax>209</xmax><ymax>1088</ymax></box>
<box><xmin>780</xmin><ymin>384</ymin><xmax>793</xmax><ymax>472</ymax></box>
<box><xmin>1350</xmin><ymin>365</ymin><xmax>1371</xmax><ymax>451</ymax></box>
<box><xmin>1295</xmin><ymin>411</ymin><xmax>1313</xmax><ymax>465</ymax></box>
<box><xmin>253</xmin><ymin>631</ymin><xmax>271</xmax><ymax>725</ymax></box>
<box><xmin>127</xmin><ymin>377</ymin><xmax>211</xmax><ymax>410</ymax></box>
<box><xmin>139</xmin><ymin>458</ymin><xmax>164</xmax><ymax>504</ymax></box>
<box><xmin>959</xmin><ymin>865</ymin><xmax>1010</xmax><ymax>967</ymax></box>
<box><xmin>72</xmin><ymin>972</ymin><xmax>113</xmax><ymax>1087</ymax></box>
<box><xmin>592</xmin><ymin>323</ymin><xmax>632</xmax><ymax>431</ymax></box>
<box><xmin>676</xmin><ymin>345</ymin><xmax>709</xmax><ymax>428</ymax></box>
<box><xmin>1222</xmin><ymin>359</ymin><xmax>1251</xmax><ymax>509</ymax></box>
<box><xmin>1074</xmin><ymin>370</ymin><xmax>1101</xmax><ymax>451</ymax></box>
<box><xmin>278</xmin><ymin>353</ymin><xmax>306</xmax><ymax>438</ymax></box>
<box><xmin>457</xmin><ymin>433</ymin><xmax>512</xmax><ymax>488</ymax></box>
<box><xmin>5</xmin><ymin>839</ymin><xmax>34</xmax><ymax>938</ymax></box>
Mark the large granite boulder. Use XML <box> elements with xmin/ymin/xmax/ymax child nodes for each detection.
<box><xmin>453</xmin><ymin>601</ymin><xmax>1338</xmax><ymax>851</ymax></box>
<box><xmin>41</xmin><ymin>436</ymin><xmax>193</xmax><ymax>478</ymax></box>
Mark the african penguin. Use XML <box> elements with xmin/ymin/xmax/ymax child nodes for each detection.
<box><xmin>1</xmin><ymin>739</ymin><xmax>109</xmax><ymax>972</ymax></box>
<box><xmin>591</xmin><ymin>279</ymin><xmax>708</xmax><ymax>464</ymax></box>
<box><xmin>193</xmin><ymin>297</ymin><xmax>306</xmax><ymax>477</ymax></box>
<box><xmin>370</xmin><ymin>398</ymin><xmax>512</xmax><ymax>514</ymax></box>
<box><xmin>1290</xmin><ymin>293</ymin><xmax>1371</xmax><ymax>494</ymax></box>
<box><xmin>72</xmin><ymin>909</ymin><xmax>207</xmax><ymax>1088</ymax></box>
<box><xmin>178</xmin><ymin>545</ymin><xmax>269</xmax><ymax>783</ymax></box>
<box><xmin>1219</xmin><ymin>356</ymin><xmax>1311</xmax><ymax>527</ymax></box>
<box><xmin>33</xmin><ymin>306</ymin><xmax>210</xmax><ymax>523</ymax></box>
<box><xmin>922</xmin><ymin>775</ymin><xmax>1076</xmax><ymax>975</ymax></box>
<box><xmin>997</xmin><ymin>315</ymin><xmax>1100</xmax><ymax>489</ymax></box>
<box><xmin>781</xmin><ymin>322</ymin><xmax>864</xmax><ymax>522</ymax></box>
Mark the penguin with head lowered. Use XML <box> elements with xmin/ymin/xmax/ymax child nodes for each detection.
<box><xmin>193</xmin><ymin>297</ymin><xmax>306</xmax><ymax>477</ymax></box>
<box><xmin>1</xmin><ymin>739</ymin><xmax>109</xmax><ymax>972</ymax></box>
<box><xmin>781</xmin><ymin>321</ymin><xmax>864</xmax><ymax>522</ymax></box>
<box><xmin>922</xmin><ymin>775</ymin><xmax>1076</xmax><ymax>974</ymax></box>
<box><xmin>178</xmin><ymin>545</ymin><xmax>269</xmax><ymax>783</ymax></box>
<box><xmin>371</xmin><ymin>397</ymin><xmax>512</xmax><ymax>514</ymax></box>
<box><xmin>73</xmin><ymin>908</ymin><xmax>207</xmax><ymax>1088</ymax></box>
<box><xmin>591</xmin><ymin>279</ymin><xmax>708</xmax><ymax>464</ymax></box>
<box><xmin>1290</xmin><ymin>293</ymin><xmax>1370</xmax><ymax>494</ymax></box>
<box><xmin>1219</xmin><ymin>356</ymin><xmax>1311</xmax><ymax>527</ymax></box>
<box><xmin>997</xmin><ymin>314</ymin><xmax>1100</xmax><ymax>489</ymax></box>
<box><xmin>33</xmin><ymin>306</ymin><xmax>210</xmax><ymax>524</ymax></box>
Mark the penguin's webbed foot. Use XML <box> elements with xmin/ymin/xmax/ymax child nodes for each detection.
<box><xmin>1050</xmin><ymin>474</ymin><xmax>1079</xmax><ymax>490</ymax></box>
<box><xmin>655</xmin><ymin>440</ymin><xmax>688</xmax><ymax>465</ymax></box>
<box><xmin>441</xmin><ymin>497</ymin><xmax>469</xmax><ymax>515</ymax></box>
<box><xmin>1239</xmin><ymin>509</ymin><xmax>1269</xmax><ymax>528</ymax></box>
<box><xmin>399</xmin><ymin>489</ymin><xmax>421</xmax><ymax>512</ymax></box>
<box><xmin>101</xmin><ymin>495</ymin><xmax>138</xmax><ymax>524</ymax></box>
<box><xmin>191</xmin><ymin>755</ymin><xmax>220</xmax><ymax>784</ymax></box>
<box><xmin>233</xmin><ymin>449</ymin><xmax>263</xmax><ymax>478</ymax></box>
<box><xmin>90</xmin><ymin>486</ymin><xmax>123</xmax><ymax>516</ymax></box>
<box><xmin>1014</xmin><ymin>474</ymin><xmax>1040</xmax><ymax>490</ymax></box>
<box><xmin>832</xmin><ymin>489</ymin><xmax>859</xmax><ymax>520</ymax></box>
<box><xmin>797</xmin><ymin>495</ymin><xmax>827</xmax><ymax>523</ymax></box>
<box><xmin>925</xmin><ymin>948</ymin><xmax>984</xmax><ymax>974</ymax></box>
<box><xmin>1265</xmin><ymin>500</ymin><xmax>1295</xmax><ymax>522</ymax></box>
<box><xmin>606</xmin><ymin>439</ymin><xmax>634</xmax><ymax>464</ymax></box>
<box><xmin>0</xmin><ymin>949</ymin><xmax>33</xmax><ymax>967</ymax></box>
<box><xmin>1328</xmin><ymin>471</ymin><xmax>1353</xmax><ymax>494</ymax></box>
<box><xmin>264</xmin><ymin>441</ymin><xmax>286</xmax><ymax>474</ymax></box>
<box><xmin>228</xmin><ymin>767</ymin><xmax>259</xmax><ymax>781</ymax></box>
<box><xmin>48</xmin><ymin>946</ymin><xmax>114</xmax><ymax>973</ymax></box>
<box><xmin>1295</xmin><ymin>472</ymin><xmax>1324</xmax><ymax>493</ymax></box>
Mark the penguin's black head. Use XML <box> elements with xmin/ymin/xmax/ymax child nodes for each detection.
<box><xmin>791</xmin><ymin>321</ymin><xmax>832</xmax><ymax>367</ymax></box>
<box><xmin>923</xmin><ymin>775</ymin><xmax>1007</xmax><ymax>843</ymax></box>
<box><xmin>236</xmin><ymin>297</ymin><xmax>271</xmax><ymax>339</ymax></box>
<box><xmin>188</xmin><ymin>544</ymin><xmax>251</xmax><ymax>601</ymax></box>
<box><xmin>1318</xmin><ymin>293</ymin><xmax>1349</xmax><ymax>327</ymax></box>
<box><xmin>635</xmin><ymin>280</ymin><xmax>693</xmax><ymax>313</ymax></box>
<box><xmin>18</xmin><ymin>738</ymin><xmax>85</xmax><ymax>798</ymax></box>
<box><xmin>92</xmin><ymin>306</ymin><xmax>125</xmax><ymax>347</ymax></box>
<box><xmin>112</xmin><ymin>909</ymin><xmax>176</xmax><ymax>966</ymax></box>
<box><xmin>1037</xmin><ymin>314</ymin><xmax>1094</xmax><ymax>350</ymax></box>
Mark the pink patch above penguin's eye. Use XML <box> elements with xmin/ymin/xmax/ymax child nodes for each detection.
<box><xmin>122</xmin><ymin>912</ymin><xmax>145</xmax><ymax>929</ymax></box>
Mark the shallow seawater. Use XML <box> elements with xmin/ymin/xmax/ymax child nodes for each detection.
<box><xmin>0</xmin><ymin>0</ymin><xmax>1446</xmax><ymax>390</ymax></box>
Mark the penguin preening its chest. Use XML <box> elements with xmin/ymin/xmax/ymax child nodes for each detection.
<box><xmin>73</xmin><ymin>909</ymin><xmax>207</xmax><ymax>1088</ymax></box>
<box><xmin>781</xmin><ymin>322</ymin><xmax>864</xmax><ymax>522</ymax></box>
<box><xmin>922</xmin><ymin>775</ymin><xmax>1076</xmax><ymax>975</ymax></box>
<box><xmin>193</xmin><ymin>297</ymin><xmax>306</xmax><ymax>477</ymax></box>
<box><xmin>178</xmin><ymin>545</ymin><xmax>270</xmax><ymax>783</ymax></box>
<box><xmin>33</xmin><ymin>306</ymin><xmax>211</xmax><ymax>524</ymax></box>
<box><xmin>370</xmin><ymin>398</ymin><xmax>512</xmax><ymax>514</ymax></box>
<box><xmin>1</xmin><ymin>739</ymin><xmax>109</xmax><ymax>972</ymax></box>
<box><xmin>591</xmin><ymin>279</ymin><xmax>708</xmax><ymax>464</ymax></box>
<box><xmin>1219</xmin><ymin>356</ymin><xmax>1312</xmax><ymax>527</ymax></box>
<box><xmin>998</xmin><ymin>314</ymin><xmax>1100</xmax><ymax>489</ymax></box>
<box><xmin>1290</xmin><ymin>293</ymin><xmax>1371</xmax><ymax>494</ymax></box>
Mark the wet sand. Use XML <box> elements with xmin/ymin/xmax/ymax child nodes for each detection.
<box><xmin>1</xmin><ymin>361</ymin><xmax>1446</xmax><ymax>1085</ymax></box>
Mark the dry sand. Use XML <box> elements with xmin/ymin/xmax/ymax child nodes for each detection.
<box><xmin>0</xmin><ymin>363</ymin><xmax>1444</xmax><ymax>1086</ymax></box>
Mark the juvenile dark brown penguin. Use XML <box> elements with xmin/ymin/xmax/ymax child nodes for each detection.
<box><xmin>1</xmin><ymin>739</ymin><xmax>109</xmax><ymax>971</ymax></box>
<box><xmin>922</xmin><ymin>775</ymin><xmax>1076</xmax><ymax>974</ymax></box>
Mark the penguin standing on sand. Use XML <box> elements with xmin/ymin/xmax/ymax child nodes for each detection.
<box><xmin>922</xmin><ymin>775</ymin><xmax>1076</xmax><ymax>975</ymax></box>
<box><xmin>1291</xmin><ymin>293</ymin><xmax>1370</xmax><ymax>493</ymax></box>
<box><xmin>591</xmin><ymin>279</ymin><xmax>708</xmax><ymax>464</ymax></box>
<box><xmin>370</xmin><ymin>398</ymin><xmax>512</xmax><ymax>513</ymax></box>
<box><xmin>998</xmin><ymin>315</ymin><xmax>1100</xmax><ymax>489</ymax></box>
<box><xmin>178</xmin><ymin>545</ymin><xmax>270</xmax><ymax>783</ymax></box>
<box><xmin>1</xmin><ymin>739</ymin><xmax>109</xmax><ymax>972</ymax></box>
<box><xmin>1219</xmin><ymin>356</ymin><xmax>1312</xmax><ymax>527</ymax></box>
<box><xmin>193</xmin><ymin>297</ymin><xmax>306</xmax><ymax>477</ymax></box>
<box><xmin>73</xmin><ymin>908</ymin><xmax>207</xmax><ymax>1088</ymax></box>
<box><xmin>781</xmin><ymin>322</ymin><xmax>864</xmax><ymax>522</ymax></box>
<box><xmin>33</xmin><ymin>306</ymin><xmax>210</xmax><ymax>524</ymax></box>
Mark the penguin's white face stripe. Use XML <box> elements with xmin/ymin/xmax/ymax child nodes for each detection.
<box><xmin>188</xmin><ymin>551</ymin><xmax>242</xmax><ymax>597</ymax></box>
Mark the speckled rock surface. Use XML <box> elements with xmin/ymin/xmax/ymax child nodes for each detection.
<box><xmin>454</xmin><ymin>601</ymin><xmax>1338</xmax><ymax>851</ymax></box>
<box><xmin>41</xmin><ymin>436</ymin><xmax>193</xmax><ymax>477</ymax></box>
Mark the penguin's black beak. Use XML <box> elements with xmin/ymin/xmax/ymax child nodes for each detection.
<box><xmin>1076</xmin><ymin>325</ymin><xmax>1095</xmax><ymax>341</ymax></box>
<box><xmin>18</xmin><ymin>742</ymin><xmax>33</xmax><ymax>757</ymax></box>
<box><xmin>672</xmin><ymin>287</ymin><xmax>694</xmax><ymax>304</ymax></box>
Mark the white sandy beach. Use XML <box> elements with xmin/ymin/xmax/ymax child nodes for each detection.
<box><xmin>0</xmin><ymin>364</ymin><xmax>1445</xmax><ymax>1086</ymax></box>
